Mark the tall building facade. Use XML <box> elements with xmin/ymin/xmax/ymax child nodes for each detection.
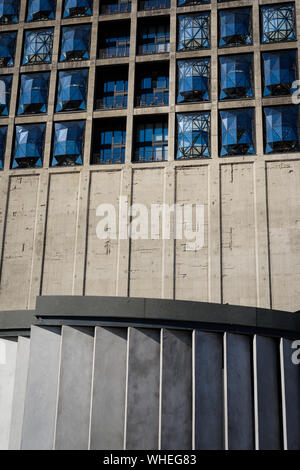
<box><xmin>0</xmin><ymin>0</ymin><xmax>299</xmax><ymax>313</ymax></box>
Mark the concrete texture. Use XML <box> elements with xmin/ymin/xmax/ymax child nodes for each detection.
<box><xmin>9</xmin><ymin>336</ymin><xmax>30</xmax><ymax>450</ymax></box>
<box><xmin>54</xmin><ymin>326</ymin><xmax>94</xmax><ymax>450</ymax></box>
<box><xmin>90</xmin><ymin>327</ymin><xmax>127</xmax><ymax>450</ymax></box>
<box><xmin>225</xmin><ymin>332</ymin><xmax>254</xmax><ymax>450</ymax></box>
<box><xmin>125</xmin><ymin>327</ymin><xmax>160</xmax><ymax>450</ymax></box>
<box><xmin>194</xmin><ymin>331</ymin><xmax>224</xmax><ymax>450</ymax></box>
<box><xmin>161</xmin><ymin>329</ymin><xmax>192</xmax><ymax>450</ymax></box>
<box><xmin>0</xmin><ymin>0</ymin><xmax>298</xmax><ymax>313</ymax></box>
<box><xmin>21</xmin><ymin>326</ymin><xmax>61</xmax><ymax>450</ymax></box>
<box><xmin>0</xmin><ymin>338</ymin><xmax>17</xmax><ymax>450</ymax></box>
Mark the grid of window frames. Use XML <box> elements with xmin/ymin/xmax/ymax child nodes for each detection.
<box><xmin>0</xmin><ymin>0</ymin><xmax>299</xmax><ymax>170</ymax></box>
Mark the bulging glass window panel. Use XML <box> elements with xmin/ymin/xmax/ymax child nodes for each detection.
<box><xmin>52</xmin><ymin>120</ymin><xmax>85</xmax><ymax>166</ymax></box>
<box><xmin>56</xmin><ymin>69</ymin><xmax>88</xmax><ymax>112</ymax></box>
<box><xmin>219</xmin><ymin>8</ymin><xmax>252</xmax><ymax>47</ymax></box>
<box><xmin>263</xmin><ymin>105</ymin><xmax>299</xmax><ymax>154</ymax></box>
<box><xmin>0</xmin><ymin>74</ymin><xmax>12</xmax><ymax>116</ymax></box>
<box><xmin>26</xmin><ymin>0</ymin><xmax>56</xmax><ymax>21</ymax></box>
<box><xmin>12</xmin><ymin>123</ymin><xmax>46</xmax><ymax>168</ymax></box>
<box><xmin>22</xmin><ymin>28</ymin><xmax>54</xmax><ymax>65</ymax></box>
<box><xmin>0</xmin><ymin>31</ymin><xmax>17</xmax><ymax>67</ymax></box>
<box><xmin>262</xmin><ymin>50</ymin><xmax>297</xmax><ymax>97</ymax></box>
<box><xmin>0</xmin><ymin>126</ymin><xmax>7</xmax><ymax>169</ymax></box>
<box><xmin>178</xmin><ymin>13</ymin><xmax>210</xmax><ymax>51</ymax></box>
<box><xmin>219</xmin><ymin>108</ymin><xmax>255</xmax><ymax>156</ymax></box>
<box><xmin>63</xmin><ymin>0</ymin><xmax>92</xmax><ymax>18</ymax></box>
<box><xmin>219</xmin><ymin>54</ymin><xmax>253</xmax><ymax>100</ymax></box>
<box><xmin>260</xmin><ymin>3</ymin><xmax>296</xmax><ymax>44</ymax></box>
<box><xmin>177</xmin><ymin>112</ymin><xmax>210</xmax><ymax>159</ymax></box>
<box><xmin>18</xmin><ymin>72</ymin><xmax>50</xmax><ymax>115</ymax></box>
<box><xmin>0</xmin><ymin>0</ymin><xmax>19</xmax><ymax>24</ymax></box>
<box><xmin>178</xmin><ymin>0</ymin><xmax>210</xmax><ymax>6</ymax></box>
<box><xmin>177</xmin><ymin>58</ymin><xmax>210</xmax><ymax>103</ymax></box>
<box><xmin>60</xmin><ymin>25</ymin><xmax>91</xmax><ymax>62</ymax></box>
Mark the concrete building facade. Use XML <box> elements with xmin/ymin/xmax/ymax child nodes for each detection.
<box><xmin>0</xmin><ymin>0</ymin><xmax>299</xmax><ymax>313</ymax></box>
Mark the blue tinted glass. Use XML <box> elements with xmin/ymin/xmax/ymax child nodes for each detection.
<box><xmin>23</xmin><ymin>28</ymin><xmax>53</xmax><ymax>65</ymax></box>
<box><xmin>219</xmin><ymin>54</ymin><xmax>253</xmax><ymax>100</ymax></box>
<box><xmin>27</xmin><ymin>0</ymin><xmax>56</xmax><ymax>21</ymax></box>
<box><xmin>0</xmin><ymin>0</ymin><xmax>19</xmax><ymax>24</ymax></box>
<box><xmin>92</xmin><ymin>126</ymin><xmax>126</xmax><ymax>164</ymax></box>
<box><xmin>178</xmin><ymin>13</ymin><xmax>210</xmax><ymax>50</ymax></box>
<box><xmin>0</xmin><ymin>126</ymin><xmax>7</xmax><ymax>169</ymax></box>
<box><xmin>63</xmin><ymin>0</ymin><xmax>92</xmax><ymax>18</ymax></box>
<box><xmin>18</xmin><ymin>72</ymin><xmax>50</xmax><ymax>115</ymax></box>
<box><xmin>177</xmin><ymin>112</ymin><xmax>210</xmax><ymax>159</ymax></box>
<box><xmin>0</xmin><ymin>31</ymin><xmax>17</xmax><ymax>67</ymax></box>
<box><xmin>134</xmin><ymin>120</ymin><xmax>168</xmax><ymax>161</ymax></box>
<box><xmin>264</xmin><ymin>105</ymin><xmax>299</xmax><ymax>153</ymax></box>
<box><xmin>60</xmin><ymin>25</ymin><xmax>91</xmax><ymax>62</ymax></box>
<box><xmin>0</xmin><ymin>74</ymin><xmax>12</xmax><ymax>116</ymax></box>
<box><xmin>56</xmin><ymin>69</ymin><xmax>88</xmax><ymax>112</ymax></box>
<box><xmin>177</xmin><ymin>58</ymin><xmax>210</xmax><ymax>103</ymax></box>
<box><xmin>12</xmin><ymin>123</ymin><xmax>46</xmax><ymax>168</ymax></box>
<box><xmin>219</xmin><ymin>8</ymin><xmax>252</xmax><ymax>47</ymax></box>
<box><xmin>261</xmin><ymin>4</ymin><xmax>296</xmax><ymax>43</ymax></box>
<box><xmin>178</xmin><ymin>0</ymin><xmax>210</xmax><ymax>5</ymax></box>
<box><xmin>219</xmin><ymin>108</ymin><xmax>255</xmax><ymax>156</ymax></box>
<box><xmin>262</xmin><ymin>50</ymin><xmax>297</xmax><ymax>96</ymax></box>
<box><xmin>52</xmin><ymin>120</ymin><xmax>85</xmax><ymax>166</ymax></box>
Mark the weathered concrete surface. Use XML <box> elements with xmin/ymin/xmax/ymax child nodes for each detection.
<box><xmin>0</xmin><ymin>338</ymin><xmax>17</xmax><ymax>450</ymax></box>
<box><xmin>54</xmin><ymin>326</ymin><xmax>94</xmax><ymax>450</ymax></box>
<box><xmin>125</xmin><ymin>327</ymin><xmax>160</xmax><ymax>450</ymax></box>
<box><xmin>90</xmin><ymin>327</ymin><xmax>127</xmax><ymax>450</ymax></box>
<box><xmin>9</xmin><ymin>336</ymin><xmax>30</xmax><ymax>450</ymax></box>
<box><xmin>21</xmin><ymin>326</ymin><xmax>61</xmax><ymax>450</ymax></box>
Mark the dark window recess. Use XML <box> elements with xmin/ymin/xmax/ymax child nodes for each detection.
<box><xmin>100</xmin><ymin>0</ymin><xmax>131</xmax><ymax>15</ymax></box>
<box><xmin>135</xmin><ymin>65</ymin><xmax>169</xmax><ymax>107</ymax></box>
<box><xmin>137</xmin><ymin>19</ymin><xmax>170</xmax><ymax>55</ymax></box>
<box><xmin>134</xmin><ymin>118</ymin><xmax>168</xmax><ymax>162</ymax></box>
<box><xmin>139</xmin><ymin>0</ymin><xmax>170</xmax><ymax>11</ymax></box>
<box><xmin>95</xmin><ymin>67</ymin><xmax>128</xmax><ymax>110</ymax></box>
<box><xmin>98</xmin><ymin>22</ymin><xmax>130</xmax><ymax>58</ymax></box>
<box><xmin>91</xmin><ymin>119</ymin><xmax>126</xmax><ymax>165</ymax></box>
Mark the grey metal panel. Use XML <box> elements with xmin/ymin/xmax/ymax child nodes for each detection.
<box><xmin>125</xmin><ymin>328</ymin><xmax>160</xmax><ymax>450</ymax></box>
<box><xmin>90</xmin><ymin>327</ymin><xmax>127</xmax><ymax>450</ymax></box>
<box><xmin>194</xmin><ymin>331</ymin><xmax>224</xmax><ymax>449</ymax></box>
<box><xmin>9</xmin><ymin>336</ymin><xmax>31</xmax><ymax>450</ymax></box>
<box><xmin>255</xmin><ymin>335</ymin><xmax>282</xmax><ymax>450</ymax></box>
<box><xmin>0</xmin><ymin>338</ymin><xmax>17</xmax><ymax>450</ymax></box>
<box><xmin>161</xmin><ymin>329</ymin><xmax>192</xmax><ymax>450</ymax></box>
<box><xmin>226</xmin><ymin>333</ymin><xmax>254</xmax><ymax>450</ymax></box>
<box><xmin>54</xmin><ymin>326</ymin><xmax>94</xmax><ymax>450</ymax></box>
<box><xmin>21</xmin><ymin>326</ymin><xmax>61</xmax><ymax>450</ymax></box>
<box><xmin>282</xmin><ymin>338</ymin><xmax>300</xmax><ymax>450</ymax></box>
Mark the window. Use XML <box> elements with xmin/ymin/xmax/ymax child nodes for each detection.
<box><xmin>219</xmin><ymin>108</ymin><xmax>255</xmax><ymax>156</ymax></box>
<box><xmin>26</xmin><ymin>0</ymin><xmax>56</xmax><ymax>22</ymax></box>
<box><xmin>0</xmin><ymin>31</ymin><xmax>17</xmax><ymax>67</ymax></box>
<box><xmin>260</xmin><ymin>3</ymin><xmax>296</xmax><ymax>44</ymax></box>
<box><xmin>63</xmin><ymin>0</ymin><xmax>92</xmax><ymax>18</ymax></box>
<box><xmin>98</xmin><ymin>22</ymin><xmax>130</xmax><ymax>58</ymax></box>
<box><xmin>100</xmin><ymin>0</ymin><xmax>131</xmax><ymax>15</ymax></box>
<box><xmin>0</xmin><ymin>74</ymin><xmax>12</xmax><ymax>116</ymax></box>
<box><xmin>95</xmin><ymin>68</ymin><xmax>128</xmax><ymax>110</ymax></box>
<box><xmin>52</xmin><ymin>120</ymin><xmax>85</xmax><ymax>166</ymax></box>
<box><xmin>262</xmin><ymin>50</ymin><xmax>297</xmax><ymax>97</ymax></box>
<box><xmin>92</xmin><ymin>120</ymin><xmax>126</xmax><ymax>164</ymax></box>
<box><xmin>56</xmin><ymin>69</ymin><xmax>88</xmax><ymax>112</ymax></box>
<box><xmin>18</xmin><ymin>72</ymin><xmax>50</xmax><ymax>115</ymax></box>
<box><xmin>263</xmin><ymin>105</ymin><xmax>299</xmax><ymax>154</ymax></box>
<box><xmin>138</xmin><ymin>20</ymin><xmax>170</xmax><ymax>55</ymax></box>
<box><xmin>219</xmin><ymin>54</ymin><xmax>253</xmax><ymax>100</ymax></box>
<box><xmin>178</xmin><ymin>13</ymin><xmax>210</xmax><ymax>51</ymax></box>
<box><xmin>22</xmin><ymin>28</ymin><xmax>54</xmax><ymax>65</ymax></box>
<box><xmin>177</xmin><ymin>58</ymin><xmax>210</xmax><ymax>103</ymax></box>
<box><xmin>178</xmin><ymin>0</ymin><xmax>210</xmax><ymax>6</ymax></box>
<box><xmin>60</xmin><ymin>25</ymin><xmax>91</xmax><ymax>62</ymax></box>
<box><xmin>136</xmin><ymin>64</ymin><xmax>169</xmax><ymax>107</ymax></box>
<box><xmin>0</xmin><ymin>126</ymin><xmax>7</xmax><ymax>169</ymax></box>
<box><xmin>177</xmin><ymin>112</ymin><xmax>210</xmax><ymax>159</ymax></box>
<box><xmin>11</xmin><ymin>123</ymin><xmax>46</xmax><ymax>168</ymax></box>
<box><xmin>139</xmin><ymin>0</ymin><xmax>170</xmax><ymax>11</ymax></box>
<box><xmin>0</xmin><ymin>0</ymin><xmax>19</xmax><ymax>24</ymax></box>
<box><xmin>134</xmin><ymin>119</ymin><xmax>168</xmax><ymax>162</ymax></box>
<box><xmin>218</xmin><ymin>8</ymin><xmax>252</xmax><ymax>47</ymax></box>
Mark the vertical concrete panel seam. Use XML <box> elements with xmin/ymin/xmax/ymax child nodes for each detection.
<box><xmin>72</xmin><ymin>171</ymin><xmax>83</xmax><ymax>294</ymax></box>
<box><xmin>0</xmin><ymin>176</ymin><xmax>11</xmax><ymax>284</ymax></box>
<box><xmin>27</xmin><ymin>174</ymin><xmax>42</xmax><ymax>309</ymax></box>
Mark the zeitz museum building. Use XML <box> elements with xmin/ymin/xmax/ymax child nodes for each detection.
<box><xmin>0</xmin><ymin>0</ymin><xmax>299</xmax><ymax>452</ymax></box>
